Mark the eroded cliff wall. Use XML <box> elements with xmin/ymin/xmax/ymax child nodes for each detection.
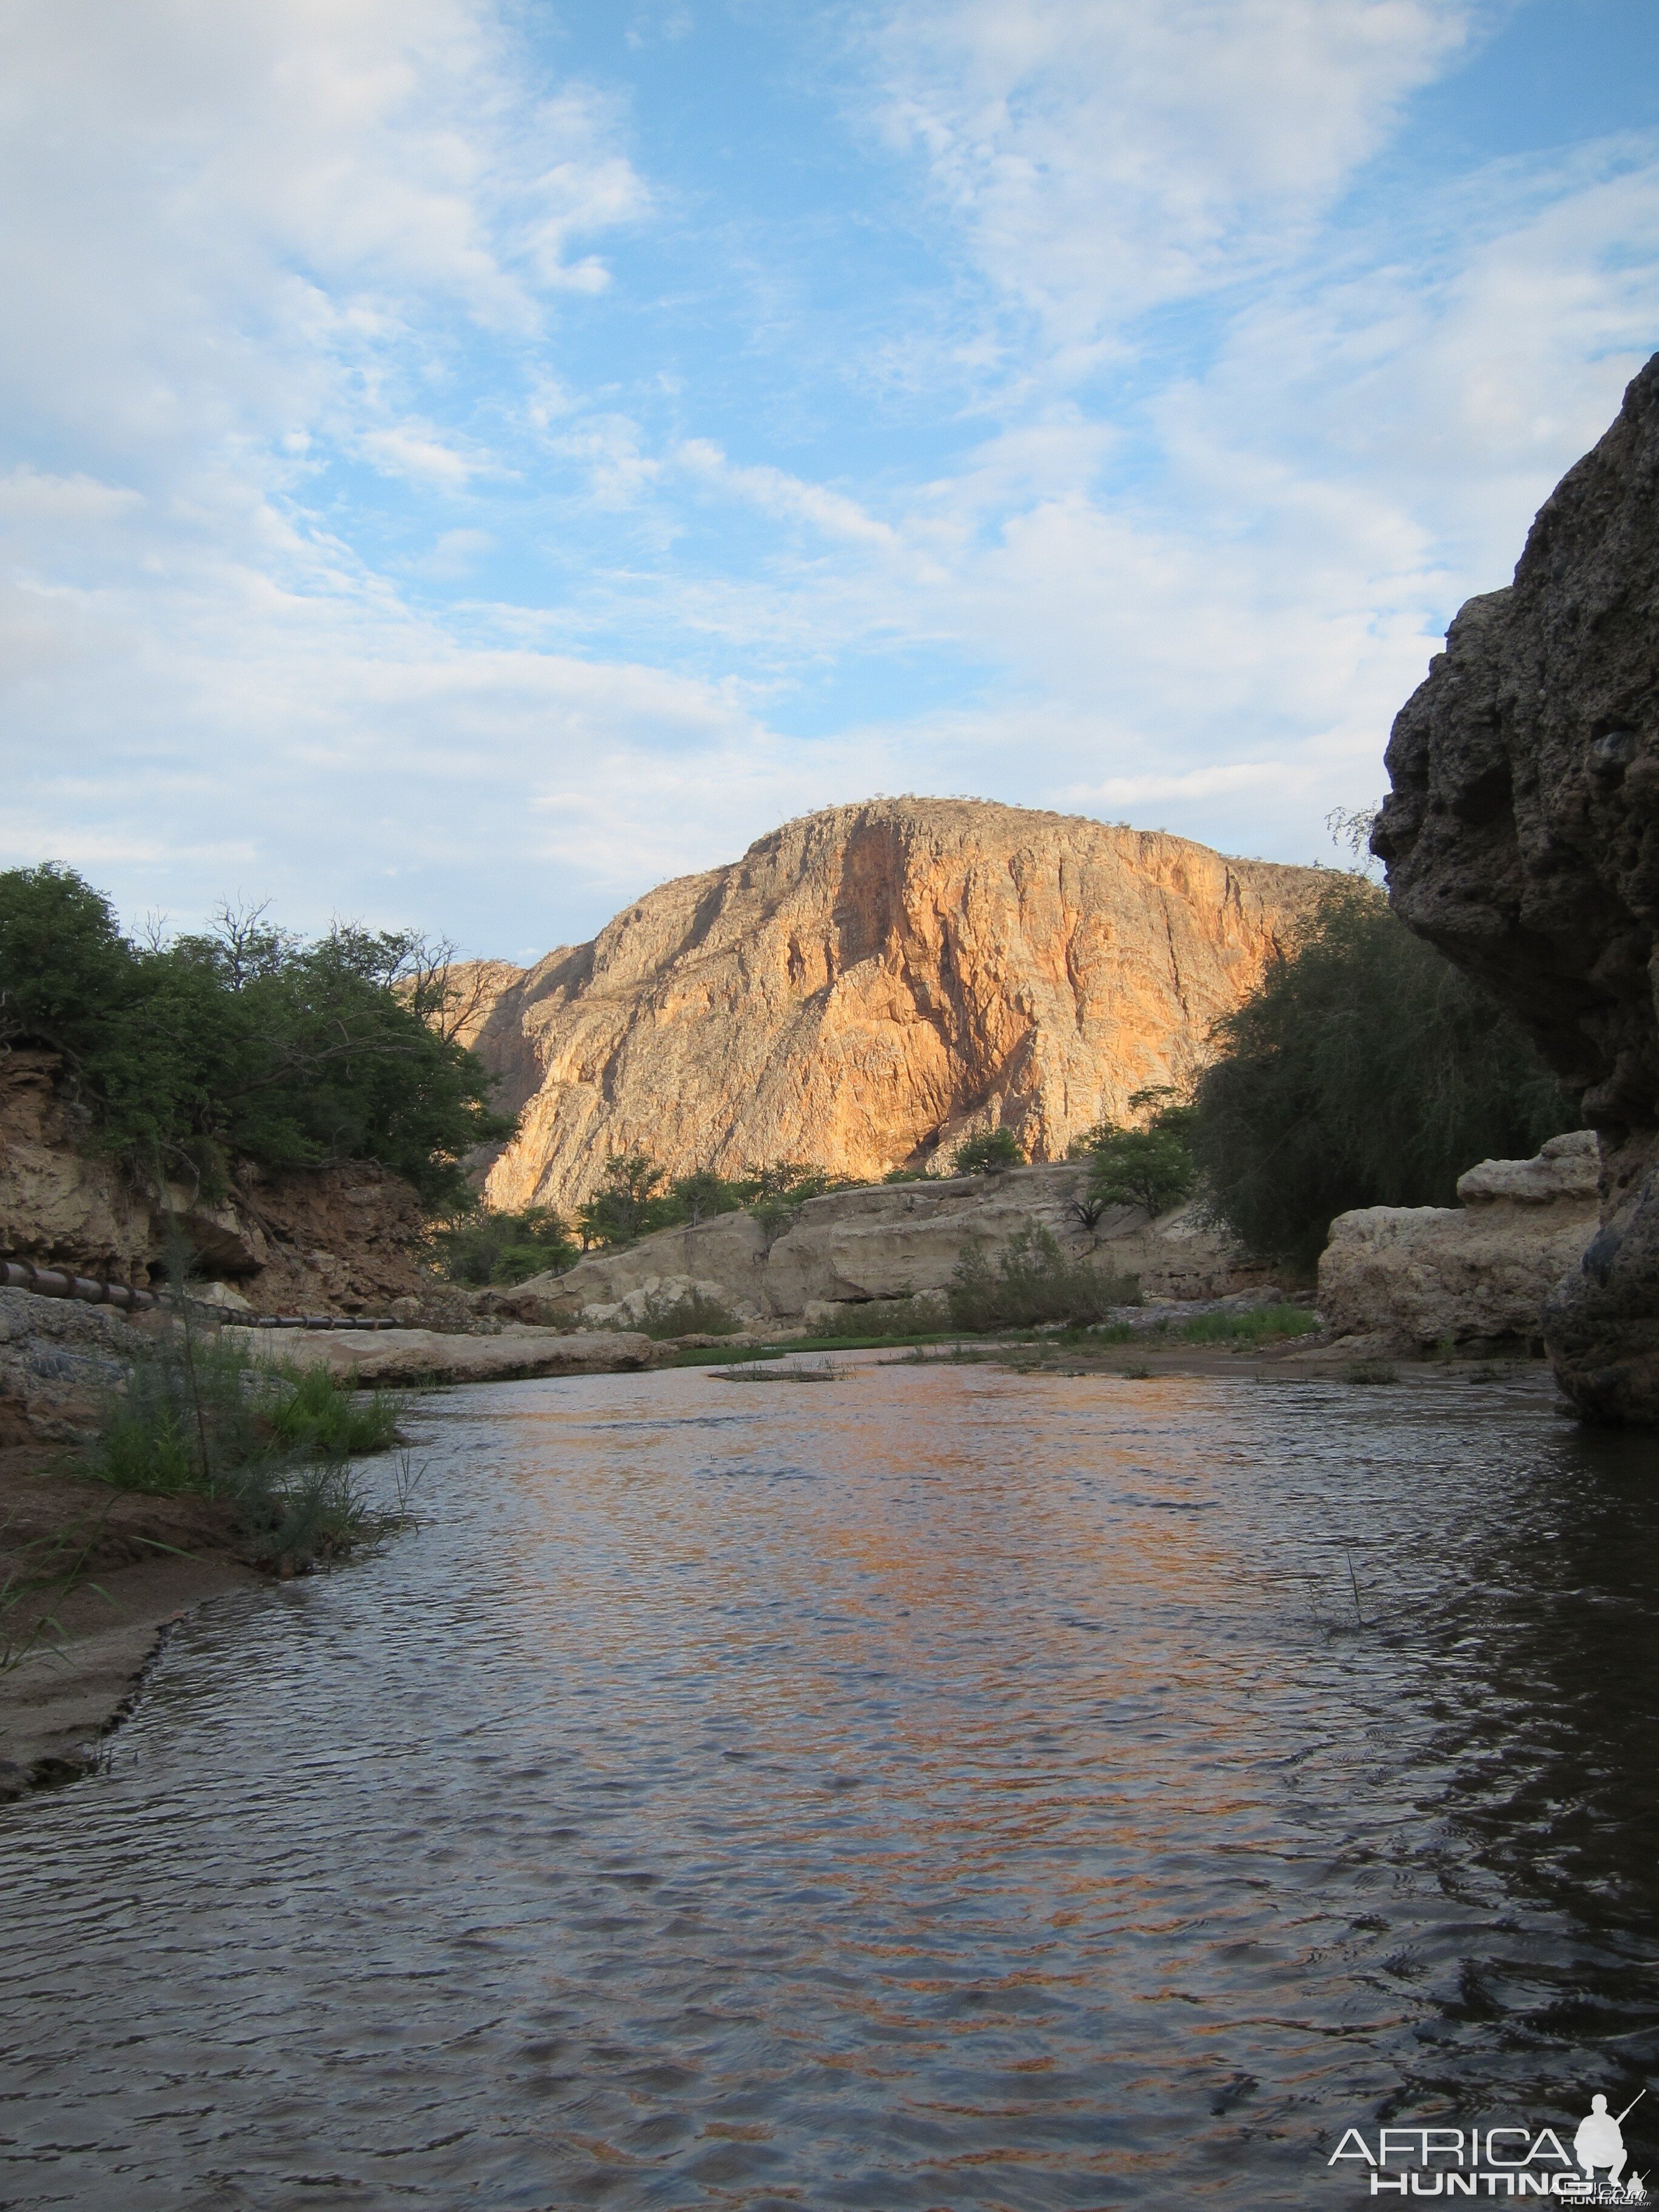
<box><xmin>1374</xmin><ymin>353</ymin><xmax>1659</xmax><ymax>1422</ymax></box>
<box><xmin>0</xmin><ymin>1050</ymin><xmax>432</xmax><ymax>1316</ymax></box>
<box><xmin>458</xmin><ymin>799</ymin><xmax>1324</xmax><ymax>1213</ymax></box>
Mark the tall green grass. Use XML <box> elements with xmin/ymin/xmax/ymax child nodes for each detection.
<box><xmin>85</xmin><ymin>1327</ymin><xmax>410</xmax><ymax>1574</ymax></box>
<box><xmin>632</xmin><ymin>1289</ymin><xmax>742</xmax><ymax>1339</ymax></box>
<box><xmin>1178</xmin><ymin>1304</ymin><xmax>1319</xmax><ymax>1344</ymax></box>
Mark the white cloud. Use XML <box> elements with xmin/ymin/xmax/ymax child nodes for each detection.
<box><xmin>360</xmin><ymin>422</ymin><xmax>497</xmax><ymax>487</ymax></box>
<box><xmin>676</xmin><ymin>441</ymin><xmax>902</xmax><ymax>550</ymax></box>
<box><xmin>865</xmin><ymin>0</ymin><xmax>1474</xmax><ymax>361</ymax></box>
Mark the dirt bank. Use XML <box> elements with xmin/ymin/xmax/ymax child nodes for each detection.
<box><xmin>0</xmin><ymin>1449</ymin><xmax>258</xmax><ymax>1796</ymax></box>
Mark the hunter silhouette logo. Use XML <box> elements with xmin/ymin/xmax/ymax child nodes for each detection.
<box><xmin>1575</xmin><ymin>2094</ymin><xmax>1645</xmax><ymax>2199</ymax></box>
<box><xmin>1328</xmin><ymin>2089</ymin><xmax>1647</xmax><ymax>2199</ymax></box>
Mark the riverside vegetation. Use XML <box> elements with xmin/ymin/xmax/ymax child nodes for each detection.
<box><xmin>1070</xmin><ymin>874</ymin><xmax>1575</xmax><ymax>1271</ymax></box>
<box><xmin>85</xmin><ymin>1243</ymin><xmax>413</xmax><ymax>1577</ymax></box>
<box><xmin>0</xmin><ymin>863</ymin><xmax>510</xmax><ymax>1207</ymax></box>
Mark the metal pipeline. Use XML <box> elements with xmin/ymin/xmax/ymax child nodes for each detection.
<box><xmin>0</xmin><ymin>1259</ymin><xmax>398</xmax><ymax>1329</ymax></box>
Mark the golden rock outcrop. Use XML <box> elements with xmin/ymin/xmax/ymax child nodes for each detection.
<box><xmin>458</xmin><ymin>799</ymin><xmax>1326</xmax><ymax>1213</ymax></box>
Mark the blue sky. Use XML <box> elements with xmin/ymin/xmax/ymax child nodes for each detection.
<box><xmin>4</xmin><ymin>0</ymin><xmax>1658</xmax><ymax>958</ymax></box>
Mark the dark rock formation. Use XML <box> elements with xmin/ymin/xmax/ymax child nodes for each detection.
<box><xmin>1373</xmin><ymin>354</ymin><xmax>1659</xmax><ymax>1422</ymax></box>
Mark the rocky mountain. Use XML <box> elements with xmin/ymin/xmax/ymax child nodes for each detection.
<box><xmin>1374</xmin><ymin>350</ymin><xmax>1659</xmax><ymax>1423</ymax></box>
<box><xmin>456</xmin><ymin>798</ymin><xmax>1325</xmax><ymax>1213</ymax></box>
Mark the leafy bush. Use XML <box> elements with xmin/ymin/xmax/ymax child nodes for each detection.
<box><xmin>947</xmin><ymin>1230</ymin><xmax>1138</xmax><ymax>1331</ymax></box>
<box><xmin>953</xmin><ymin>1128</ymin><xmax>1025</xmax><ymax>1175</ymax></box>
<box><xmin>1189</xmin><ymin>876</ymin><xmax>1576</xmax><ymax>1268</ymax></box>
<box><xmin>432</xmin><ymin>1205</ymin><xmax>577</xmax><ymax>1285</ymax></box>
<box><xmin>0</xmin><ymin>865</ymin><xmax>513</xmax><ymax>1207</ymax></box>
<box><xmin>576</xmin><ymin>1154</ymin><xmax>668</xmax><ymax>1247</ymax></box>
<box><xmin>267</xmin><ymin>1362</ymin><xmax>404</xmax><ymax>1454</ymax></box>
<box><xmin>574</xmin><ymin>1156</ymin><xmax>849</xmax><ymax>1250</ymax></box>
<box><xmin>1073</xmin><ymin>1089</ymin><xmax>1196</xmax><ymax>1217</ymax></box>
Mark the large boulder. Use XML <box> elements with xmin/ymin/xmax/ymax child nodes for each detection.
<box><xmin>1317</xmin><ymin>1132</ymin><xmax>1600</xmax><ymax>1352</ymax></box>
<box><xmin>1373</xmin><ymin>354</ymin><xmax>1659</xmax><ymax>1421</ymax></box>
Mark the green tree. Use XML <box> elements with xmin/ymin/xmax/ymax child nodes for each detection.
<box><xmin>953</xmin><ymin>1128</ymin><xmax>1025</xmax><ymax>1175</ymax></box>
<box><xmin>1189</xmin><ymin>874</ymin><xmax>1576</xmax><ymax>1268</ymax></box>
<box><xmin>665</xmin><ymin>1168</ymin><xmax>747</xmax><ymax>1225</ymax></box>
<box><xmin>1072</xmin><ymin>1087</ymin><xmax>1196</xmax><ymax>1218</ymax></box>
<box><xmin>432</xmin><ymin>1205</ymin><xmax>577</xmax><ymax>1285</ymax></box>
<box><xmin>576</xmin><ymin>1154</ymin><xmax>666</xmax><ymax>1247</ymax></box>
<box><xmin>0</xmin><ymin>865</ymin><xmax>515</xmax><ymax>1208</ymax></box>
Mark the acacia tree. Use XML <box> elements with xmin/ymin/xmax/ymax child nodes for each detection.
<box><xmin>953</xmin><ymin>1128</ymin><xmax>1025</xmax><ymax>1174</ymax></box>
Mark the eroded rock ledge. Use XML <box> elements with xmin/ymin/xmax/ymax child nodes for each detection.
<box><xmin>483</xmin><ymin>1163</ymin><xmax>1261</xmax><ymax>1332</ymax></box>
<box><xmin>1374</xmin><ymin>352</ymin><xmax>1659</xmax><ymax>1423</ymax></box>
<box><xmin>1317</xmin><ymin>1131</ymin><xmax>1600</xmax><ymax>1354</ymax></box>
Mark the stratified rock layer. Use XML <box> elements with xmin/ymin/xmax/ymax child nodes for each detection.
<box><xmin>1374</xmin><ymin>354</ymin><xmax>1659</xmax><ymax>1423</ymax></box>
<box><xmin>480</xmin><ymin>1164</ymin><xmax>1260</xmax><ymax>1331</ymax></box>
<box><xmin>1316</xmin><ymin>1131</ymin><xmax>1600</xmax><ymax>1353</ymax></box>
<box><xmin>460</xmin><ymin>800</ymin><xmax>1322</xmax><ymax>1212</ymax></box>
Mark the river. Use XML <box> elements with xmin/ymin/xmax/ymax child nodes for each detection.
<box><xmin>2</xmin><ymin>1358</ymin><xmax>1655</xmax><ymax>2208</ymax></box>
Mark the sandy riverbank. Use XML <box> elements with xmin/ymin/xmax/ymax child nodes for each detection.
<box><xmin>0</xmin><ymin>1449</ymin><xmax>259</xmax><ymax>1797</ymax></box>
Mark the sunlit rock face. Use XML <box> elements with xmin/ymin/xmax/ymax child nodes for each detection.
<box><xmin>456</xmin><ymin>799</ymin><xmax>1323</xmax><ymax>1214</ymax></box>
<box><xmin>1374</xmin><ymin>354</ymin><xmax>1659</xmax><ymax>1423</ymax></box>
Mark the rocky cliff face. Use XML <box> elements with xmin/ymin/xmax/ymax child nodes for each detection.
<box><xmin>1373</xmin><ymin>354</ymin><xmax>1659</xmax><ymax>1423</ymax></box>
<box><xmin>459</xmin><ymin>799</ymin><xmax>1324</xmax><ymax>1213</ymax></box>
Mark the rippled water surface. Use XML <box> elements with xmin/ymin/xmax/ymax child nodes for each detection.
<box><xmin>3</xmin><ymin>1359</ymin><xmax>1657</xmax><ymax>2209</ymax></box>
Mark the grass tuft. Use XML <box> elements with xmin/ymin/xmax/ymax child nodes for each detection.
<box><xmin>84</xmin><ymin>1326</ymin><xmax>411</xmax><ymax>1574</ymax></box>
<box><xmin>632</xmin><ymin>1289</ymin><xmax>742</xmax><ymax>1339</ymax></box>
<box><xmin>1179</xmin><ymin>1303</ymin><xmax>1319</xmax><ymax>1344</ymax></box>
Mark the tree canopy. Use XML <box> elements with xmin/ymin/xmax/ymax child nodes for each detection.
<box><xmin>1186</xmin><ymin>874</ymin><xmax>1576</xmax><ymax>1267</ymax></box>
<box><xmin>0</xmin><ymin>863</ymin><xmax>514</xmax><ymax>1210</ymax></box>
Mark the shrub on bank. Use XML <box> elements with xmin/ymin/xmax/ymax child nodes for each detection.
<box><xmin>953</xmin><ymin>1129</ymin><xmax>1025</xmax><ymax>1175</ymax></box>
<box><xmin>86</xmin><ymin>1326</ymin><xmax>408</xmax><ymax>1572</ymax></box>
<box><xmin>574</xmin><ymin>1155</ymin><xmax>855</xmax><ymax>1250</ymax></box>
<box><xmin>1188</xmin><ymin>876</ymin><xmax>1576</xmax><ymax>1269</ymax></box>
<box><xmin>948</xmin><ymin>1230</ymin><xmax>1138</xmax><ymax>1332</ymax></box>
<box><xmin>432</xmin><ymin>1204</ymin><xmax>578</xmax><ymax>1285</ymax></box>
<box><xmin>1070</xmin><ymin>1089</ymin><xmax>1198</xmax><ymax>1218</ymax></box>
<box><xmin>632</xmin><ymin>1289</ymin><xmax>742</xmax><ymax>1339</ymax></box>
